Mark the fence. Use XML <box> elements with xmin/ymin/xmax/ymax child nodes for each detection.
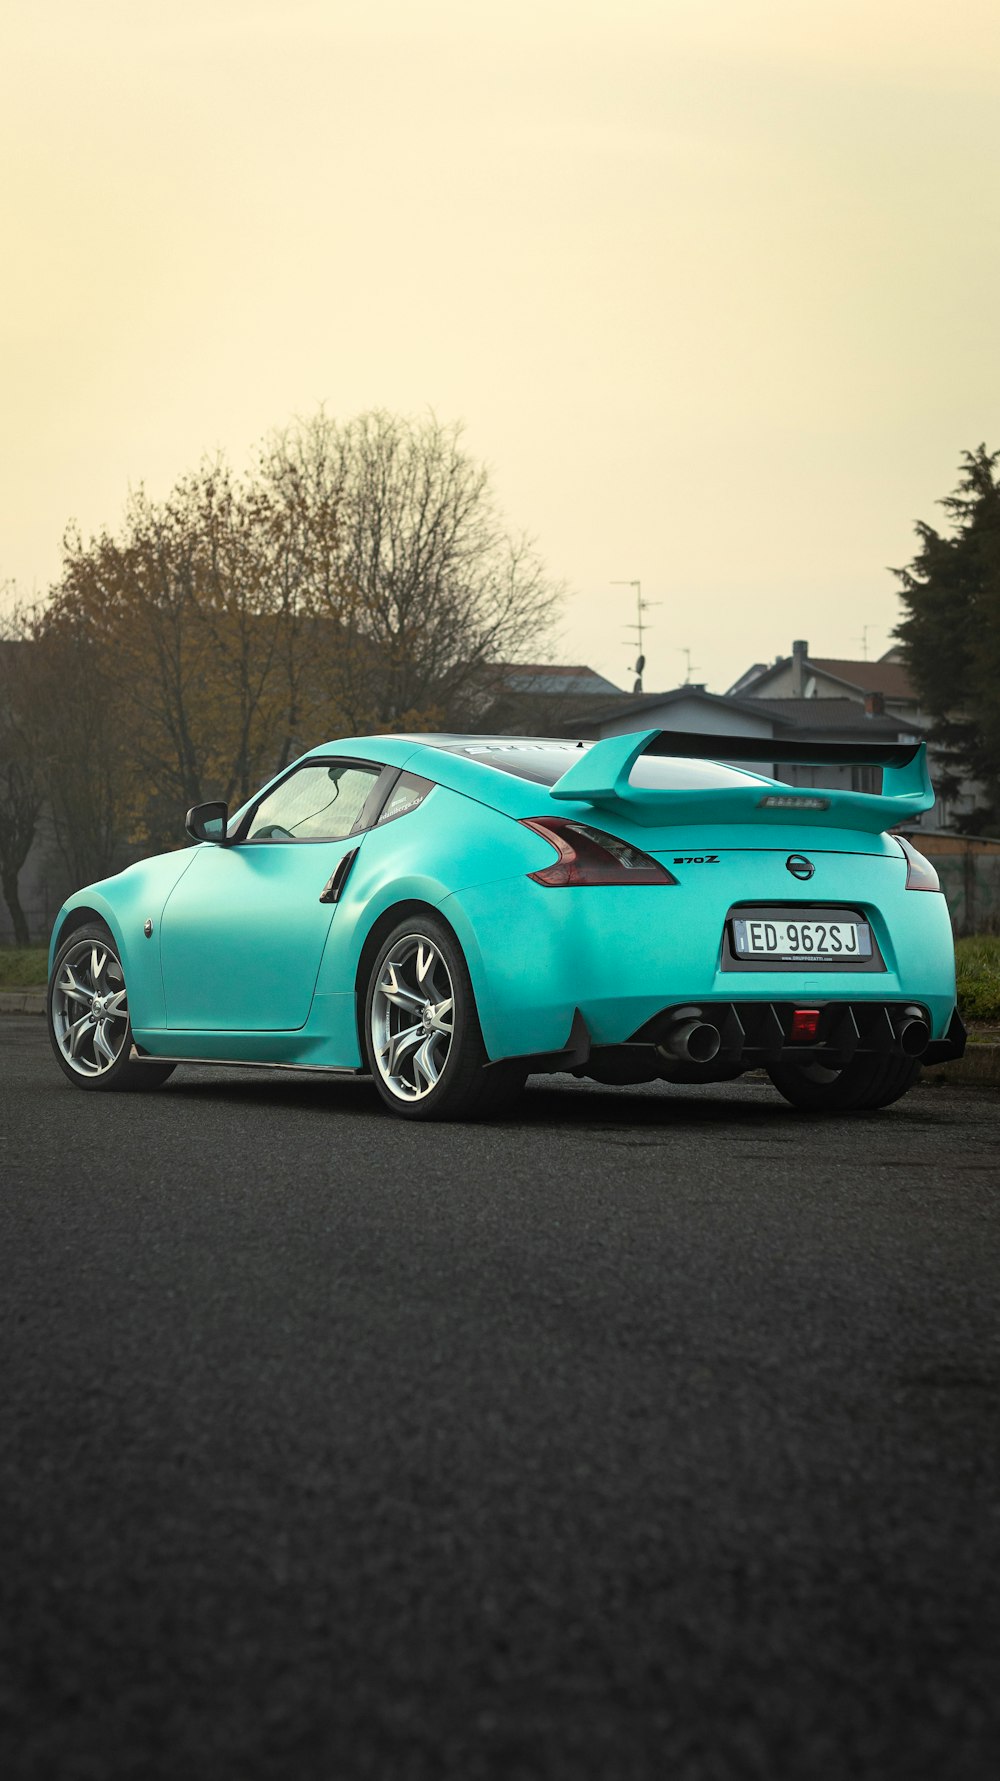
<box><xmin>902</xmin><ymin>832</ymin><xmax>1000</xmax><ymax>936</ymax></box>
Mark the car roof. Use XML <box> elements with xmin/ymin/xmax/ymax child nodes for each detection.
<box><xmin>300</xmin><ymin>732</ymin><xmax>774</xmax><ymax>811</ymax></box>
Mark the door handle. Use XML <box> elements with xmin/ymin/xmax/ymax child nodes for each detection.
<box><xmin>319</xmin><ymin>848</ymin><xmax>359</xmax><ymax>904</ymax></box>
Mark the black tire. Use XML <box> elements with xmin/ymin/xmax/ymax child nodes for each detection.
<box><xmin>363</xmin><ymin>914</ymin><xmax>526</xmax><ymax>1121</ymax></box>
<box><xmin>766</xmin><ymin>1052</ymin><xmax>919</xmax><ymax>1112</ymax></box>
<box><xmin>47</xmin><ymin>921</ymin><xmax>176</xmax><ymax>1093</ymax></box>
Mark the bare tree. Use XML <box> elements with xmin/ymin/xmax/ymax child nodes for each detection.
<box><xmin>29</xmin><ymin>410</ymin><xmax>561</xmax><ymax>857</ymax></box>
<box><xmin>261</xmin><ymin>411</ymin><xmax>560</xmax><ymax>731</ymax></box>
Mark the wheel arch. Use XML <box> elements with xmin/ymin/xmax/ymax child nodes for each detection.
<box><xmin>51</xmin><ymin>902</ymin><xmax>122</xmax><ymax>963</ymax></box>
<box><xmin>353</xmin><ymin>899</ymin><xmax>471</xmax><ymax>1054</ymax></box>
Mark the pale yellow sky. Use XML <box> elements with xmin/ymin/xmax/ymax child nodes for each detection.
<box><xmin>2</xmin><ymin>0</ymin><xmax>999</xmax><ymax>693</ymax></box>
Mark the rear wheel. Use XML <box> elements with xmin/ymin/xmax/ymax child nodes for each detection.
<box><xmin>766</xmin><ymin>1053</ymin><xmax>919</xmax><ymax>1112</ymax></box>
<box><xmin>48</xmin><ymin>922</ymin><xmax>175</xmax><ymax>1093</ymax></box>
<box><xmin>363</xmin><ymin>916</ymin><xmax>526</xmax><ymax>1121</ymax></box>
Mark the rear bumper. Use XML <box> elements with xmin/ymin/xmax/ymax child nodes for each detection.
<box><xmin>630</xmin><ymin>999</ymin><xmax>966</xmax><ymax>1074</ymax></box>
<box><xmin>519</xmin><ymin>1001</ymin><xmax>967</xmax><ymax>1084</ymax></box>
<box><xmin>445</xmin><ymin>872</ymin><xmax>960</xmax><ymax>1061</ymax></box>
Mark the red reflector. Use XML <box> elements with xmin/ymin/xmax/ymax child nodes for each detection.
<box><xmin>790</xmin><ymin>1009</ymin><xmax>821</xmax><ymax>1042</ymax></box>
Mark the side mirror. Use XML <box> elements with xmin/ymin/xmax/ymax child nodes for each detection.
<box><xmin>185</xmin><ymin>801</ymin><xmax>230</xmax><ymax>844</ymax></box>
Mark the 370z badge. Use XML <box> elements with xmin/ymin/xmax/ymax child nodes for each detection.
<box><xmin>672</xmin><ymin>855</ymin><xmax>720</xmax><ymax>864</ymax></box>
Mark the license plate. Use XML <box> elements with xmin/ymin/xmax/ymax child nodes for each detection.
<box><xmin>732</xmin><ymin>916</ymin><xmax>872</xmax><ymax>962</ymax></box>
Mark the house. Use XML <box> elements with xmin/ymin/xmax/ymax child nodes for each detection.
<box><xmin>727</xmin><ymin>639</ymin><xmax>980</xmax><ymax>828</ymax></box>
<box><xmin>728</xmin><ymin>639</ymin><xmax>921</xmax><ymax>720</ymax></box>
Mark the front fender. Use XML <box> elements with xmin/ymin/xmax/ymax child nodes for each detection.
<box><xmin>48</xmin><ymin>850</ymin><xmax>197</xmax><ymax>1031</ymax></box>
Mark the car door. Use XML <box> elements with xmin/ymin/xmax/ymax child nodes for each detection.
<box><xmin>160</xmin><ymin>759</ymin><xmax>389</xmax><ymax>1031</ymax></box>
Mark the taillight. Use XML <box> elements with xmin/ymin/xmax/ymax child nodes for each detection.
<box><xmin>897</xmin><ymin>835</ymin><xmax>941</xmax><ymax>892</ymax></box>
<box><xmin>521</xmin><ymin>818</ymin><xmax>678</xmax><ymax>886</ymax></box>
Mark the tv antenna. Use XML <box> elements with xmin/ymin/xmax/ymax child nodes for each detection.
<box><xmin>678</xmin><ymin>647</ymin><xmax>700</xmax><ymax>685</ymax></box>
<box><xmin>612</xmin><ymin>579</ymin><xmax>660</xmax><ymax>693</ymax></box>
<box><xmin>857</xmin><ymin>624</ymin><xmax>877</xmax><ymax>661</ymax></box>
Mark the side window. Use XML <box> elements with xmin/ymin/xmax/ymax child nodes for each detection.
<box><xmin>375</xmin><ymin>772</ymin><xmax>434</xmax><ymax>826</ymax></box>
<box><xmin>246</xmin><ymin>763</ymin><xmax>382</xmax><ymax>841</ymax></box>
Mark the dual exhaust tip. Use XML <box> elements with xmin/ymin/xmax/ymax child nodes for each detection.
<box><xmin>657</xmin><ymin>1008</ymin><xmax>931</xmax><ymax>1065</ymax></box>
<box><xmin>898</xmin><ymin>1016</ymin><xmax>931</xmax><ymax>1058</ymax></box>
<box><xmin>658</xmin><ymin>1015</ymin><xmax>722</xmax><ymax>1066</ymax></box>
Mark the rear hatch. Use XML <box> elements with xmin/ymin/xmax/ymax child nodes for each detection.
<box><xmin>543</xmin><ymin>726</ymin><xmax>931</xmax><ymax>974</ymax></box>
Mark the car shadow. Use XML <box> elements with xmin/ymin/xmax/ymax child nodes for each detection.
<box><xmin>157</xmin><ymin>1066</ymin><xmax>922</xmax><ymax>1132</ymax></box>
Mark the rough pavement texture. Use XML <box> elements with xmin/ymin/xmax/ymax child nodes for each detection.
<box><xmin>1</xmin><ymin>1019</ymin><xmax>998</xmax><ymax>1780</ymax></box>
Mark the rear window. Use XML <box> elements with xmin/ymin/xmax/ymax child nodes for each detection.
<box><xmin>435</xmin><ymin>739</ymin><xmax>766</xmax><ymax>790</ymax></box>
<box><xmin>438</xmin><ymin>741</ymin><xmax>590</xmax><ymax>785</ymax></box>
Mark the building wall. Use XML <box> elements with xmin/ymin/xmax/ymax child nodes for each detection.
<box><xmin>595</xmin><ymin>696</ymin><xmax>775</xmax><ymax>740</ymax></box>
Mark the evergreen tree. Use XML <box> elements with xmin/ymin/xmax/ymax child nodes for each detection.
<box><xmin>894</xmin><ymin>445</ymin><xmax>1000</xmax><ymax>833</ymax></box>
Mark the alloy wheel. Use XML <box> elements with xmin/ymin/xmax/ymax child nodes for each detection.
<box><xmin>50</xmin><ymin>938</ymin><xmax>130</xmax><ymax>1079</ymax></box>
<box><xmin>370</xmin><ymin>934</ymin><xmax>456</xmax><ymax>1102</ymax></box>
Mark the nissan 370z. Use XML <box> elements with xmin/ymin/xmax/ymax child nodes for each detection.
<box><xmin>46</xmin><ymin>729</ymin><xmax>965</xmax><ymax>1119</ymax></box>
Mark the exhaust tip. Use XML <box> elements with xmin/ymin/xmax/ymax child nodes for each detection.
<box><xmin>687</xmin><ymin>1022</ymin><xmax>722</xmax><ymax>1063</ymax></box>
<box><xmin>659</xmin><ymin>1018</ymin><xmax>722</xmax><ymax>1065</ymax></box>
<box><xmin>899</xmin><ymin>1018</ymin><xmax>930</xmax><ymax>1058</ymax></box>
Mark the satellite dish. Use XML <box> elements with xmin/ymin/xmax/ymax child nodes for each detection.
<box><xmin>636</xmin><ymin>653</ymin><xmax>646</xmax><ymax>675</ymax></box>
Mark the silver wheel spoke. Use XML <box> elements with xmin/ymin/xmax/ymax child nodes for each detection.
<box><xmin>93</xmin><ymin>1020</ymin><xmax>118</xmax><ymax>1066</ymax></box>
<box><xmin>414</xmin><ymin>942</ymin><xmax>438</xmax><ymax>991</ymax></box>
<box><xmin>90</xmin><ymin>945</ymin><xmax>108</xmax><ymax>987</ymax></box>
<box><xmin>412</xmin><ymin>1034</ymin><xmax>442</xmax><ymax>1091</ymax></box>
<box><xmin>58</xmin><ymin>968</ymin><xmax>92</xmax><ymax>1007</ymax></box>
<box><xmin>104</xmin><ymin>989</ymin><xmax>128</xmax><ymax>1022</ymax></box>
<box><xmin>65</xmin><ymin>1012</ymin><xmax>93</xmax><ymax>1059</ymax></box>
<box><xmin>382</xmin><ymin>1021</ymin><xmax>423</xmax><ymax>1075</ymax></box>
<box><xmin>378</xmin><ymin>963</ymin><xmax>425</xmax><ymax>1013</ymax></box>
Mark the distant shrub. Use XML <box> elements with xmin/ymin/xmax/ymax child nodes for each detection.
<box><xmin>955</xmin><ymin>936</ymin><xmax>1000</xmax><ymax>1023</ymax></box>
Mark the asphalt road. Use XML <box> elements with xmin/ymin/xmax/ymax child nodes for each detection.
<box><xmin>1</xmin><ymin>1017</ymin><xmax>998</xmax><ymax>1781</ymax></box>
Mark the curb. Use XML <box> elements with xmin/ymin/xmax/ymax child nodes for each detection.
<box><xmin>0</xmin><ymin>990</ymin><xmax>46</xmax><ymax>1015</ymax></box>
<box><xmin>921</xmin><ymin>1044</ymin><xmax>1000</xmax><ymax>1090</ymax></box>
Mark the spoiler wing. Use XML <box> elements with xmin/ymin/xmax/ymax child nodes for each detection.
<box><xmin>548</xmin><ymin>729</ymin><xmax>934</xmax><ymax>833</ymax></box>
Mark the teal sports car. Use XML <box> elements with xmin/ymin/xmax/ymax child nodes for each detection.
<box><xmin>46</xmin><ymin>728</ymin><xmax>965</xmax><ymax>1119</ymax></box>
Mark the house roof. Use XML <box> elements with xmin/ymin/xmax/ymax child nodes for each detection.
<box><xmin>752</xmin><ymin>697</ymin><xmax>916</xmax><ymax>737</ymax></box>
<box><xmin>729</xmin><ymin>650</ymin><xmax>917</xmax><ymax>703</ymax></box>
<box><xmin>808</xmin><ymin>658</ymin><xmax>917</xmax><ymax>701</ymax></box>
<box><xmin>559</xmin><ymin>685</ymin><xmax>776</xmax><ymax>733</ymax></box>
<box><xmin>558</xmin><ymin>685</ymin><xmax>917</xmax><ymax>740</ymax></box>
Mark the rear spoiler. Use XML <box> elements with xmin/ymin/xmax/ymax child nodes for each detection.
<box><xmin>549</xmin><ymin>729</ymin><xmax>934</xmax><ymax>833</ymax></box>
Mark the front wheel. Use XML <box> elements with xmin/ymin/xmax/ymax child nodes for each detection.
<box><xmin>363</xmin><ymin>917</ymin><xmax>525</xmax><ymax>1121</ymax></box>
<box><xmin>48</xmin><ymin>922</ymin><xmax>176</xmax><ymax>1093</ymax></box>
<box><xmin>766</xmin><ymin>1052</ymin><xmax>919</xmax><ymax>1112</ymax></box>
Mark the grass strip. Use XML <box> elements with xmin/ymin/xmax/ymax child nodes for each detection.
<box><xmin>0</xmin><ymin>946</ymin><xmax>48</xmax><ymax>989</ymax></box>
<box><xmin>955</xmin><ymin>935</ymin><xmax>1000</xmax><ymax>1024</ymax></box>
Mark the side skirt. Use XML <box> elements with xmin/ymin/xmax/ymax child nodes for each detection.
<box><xmin>129</xmin><ymin>1045</ymin><xmax>367</xmax><ymax>1077</ymax></box>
